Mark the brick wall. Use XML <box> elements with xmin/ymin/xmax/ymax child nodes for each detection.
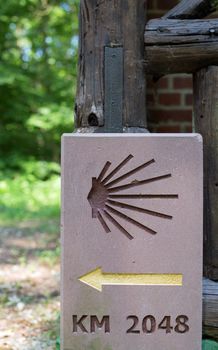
<box><xmin>147</xmin><ymin>0</ymin><xmax>193</xmax><ymax>133</ymax></box>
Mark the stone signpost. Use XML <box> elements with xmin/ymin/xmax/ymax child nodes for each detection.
<box><xmin>61</xmin><ymin>133</ymin><xmax>203</xmax><ymax>350</ymax></box>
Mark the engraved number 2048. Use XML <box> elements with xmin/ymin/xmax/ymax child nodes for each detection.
<box><xmin>126</xmin><ymin>315</ymin><xmax>189</xmax><ymax>334</ymax></box>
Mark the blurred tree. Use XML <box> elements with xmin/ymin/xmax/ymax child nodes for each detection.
<box><xmin>0</xmin><ymin>0</ymin><xmax>79</xmax><ymax>170</ymax></box>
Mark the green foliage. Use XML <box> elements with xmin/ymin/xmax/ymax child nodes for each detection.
<box><xmin>38</xmin><ymin>246</ymin><xmax>61</xmax><ymax>265</ymax></box>
<box><xmin>203</xmin><ymin>340</ymin><xmax>218</xmax><ymax>350</ymax></box>
<box><xmin>0</xmin><ymin>1</ymin><xmax>79</xmax><ymax>224</ymax></box>
<box><xmin>56</xmin><ymin>337</ymin><xmax>60</xmax><ymax>350</ymax></box>
<box><xmin>0</xmin><ymin>168</ymin><xmax>60</xmax><ymax>223</ymax></box>
<box><xmin>0</xmin><ymin>0</ymin><xmax>79</xmax><ymax>166</ymax></box>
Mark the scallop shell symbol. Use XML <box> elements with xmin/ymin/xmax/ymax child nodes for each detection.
<box><xmin>87</xmin><ymin>155</ymin><xmax>178</xmax><ymax>240</ymax></box>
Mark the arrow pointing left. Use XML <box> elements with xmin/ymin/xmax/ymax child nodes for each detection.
<box><xmin>78</xmin><ymin>267</ymin><xmax>183</xmax><ymax>292</ymax></box>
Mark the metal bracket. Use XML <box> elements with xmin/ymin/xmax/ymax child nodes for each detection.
<box><xmin>104</xmin><ymin>46</ymin><xmax>123</xmax><ymax>133</ymax></box>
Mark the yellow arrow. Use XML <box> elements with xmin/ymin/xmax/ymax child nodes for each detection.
<box><xmin>79</xmin><ymin>267</ymin><xmax>183</xmax><ymax>292</ymax></box>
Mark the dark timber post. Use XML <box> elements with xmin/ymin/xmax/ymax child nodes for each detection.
<box><xmin>75</xmin><ymin>0</ymin><xmax>147</xmax><ymax>132</ymax></box>
<box><xmin>194</xmin><ymin>67</ymin><xmax>218</xmax><ymax>281</ymax></box>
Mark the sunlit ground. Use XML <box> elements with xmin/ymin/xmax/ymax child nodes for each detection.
<box><xmin>0</xmin><ymin>174</ymin><xmax>60</xmax><ymax>350</ymax></box>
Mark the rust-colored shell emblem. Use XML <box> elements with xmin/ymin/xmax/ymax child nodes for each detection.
<box><xmin>88</xmin><ymin>155</ymin><xmax>178</xmax><ymax>240</ymax></box>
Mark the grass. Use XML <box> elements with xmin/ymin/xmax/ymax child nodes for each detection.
<box><xmin>0</xmin><ymin>162</ymin><xmax>60</xmax><ymax>225</ymax></box>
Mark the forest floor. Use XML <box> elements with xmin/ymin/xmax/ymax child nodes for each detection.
<box><xmin>0</xmin><ymin>220</ymin><xmax>60</xmax><ymax>350</ymax></box>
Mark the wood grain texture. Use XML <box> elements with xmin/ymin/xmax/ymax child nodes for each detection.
<box><xmin>163</xmin><ymin>0</ymin><xmax>218</xmax><ymax>19</ymax></box>
<box><xmin>145</xmin><ymin>19</ymin><xmax>218</xmax><ymax>44</ymax></box>
<box><xmin>203</xmin><ymin>278</ymin><xmax>218</xmax><ymax>340</ymax></box>
<box><xmin>144</xmin><ymin>19</ymin><xmax>218</xmax><ymax>75</ymax></box>
<box><xmin>194</xmin><ymin>67</ymin><xmax>218</xmax><ymax>281</ymax></box>
<box><xmin>75</xmin><ymin>0</ymin><xmax>147</xmax><ymax>130</ymax></box>
<box><xmin>145</xmin><ymin>42</ymin><xmax>218</xmax><ymax>76</ymax></box>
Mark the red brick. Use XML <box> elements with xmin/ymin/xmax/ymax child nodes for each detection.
<box><xmin>173</xmin><ymin>77</ymin><xmax>193</xmax><ymax>89</ymax></box>
<box><xmin>157</xmin><ymin>0</ymin><xmax>179</xmax><ymax>10</ymax></box>
<box><xmin>159</xmin><ymin>93</ymin><xmax>180</xmax><ymax>106</ymax></box>
<box><xmin>149</xmin><ymin>110</ymin><xmax>192</xmax><ymax>122</ymax></box>
<box><xmin>156</xmin><ymin>77</ymin><xmax>169</xmax><ymax>89</ymax></box>
<box><xmin>156</xmin><ymin>125</ymin><xmax>181</xmax><ymax>133</ymax></box>
<box><xmin>147</xmin><ymin>77</ymin><xmax>169</xmax><ymax>91</ymax></box>
<box><xmin>185</xmin><ymin>94</ymin><xmax>193</xmax><ymax>106</ymax></box>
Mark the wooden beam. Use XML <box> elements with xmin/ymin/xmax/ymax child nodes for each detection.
<box><xmin>144</xmin><ymin>19</ymin><xmax>218</xmax><ymax>76</ymax></box>
<box><xmin>145</xmin><ymin>19</ymin><xmax>218</xmax><ymax>45</ymax></box>
<box><xmin>163</xmin><ymin>0</ymin><xmax>218</xmax><ymax>20</ymax></box>
<box><xmin>145</xmin><ymin>42</ymin><xmax>218</xmax><ymax>76</ymax></box>
<box><xmin>193</xmin><ymin>66</ymin><xmax>218</xmax><ymax>281</ymax></box>
<box><xmin>203</xmin><ymin>278</ymin><xmax>218</xmax><ymax>341</ymax></box>
<box><xmin>75</xmin><ymin>0</ymin><xmax>147</xmax><ymax>131</ymax></box>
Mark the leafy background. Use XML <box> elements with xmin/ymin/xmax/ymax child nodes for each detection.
<box><xmin>0</xmin><ymin>0</ymin><xmax>80</xmax><ymax>222</ymax></box>
<box><xmin>0</xmin><ymin>1</ymin><xmax>78</xmax><ymax>348</ymax></box>
<box><xmin>0</xmin><ymin>0</ymin><xmax>78</xmax><ymax>180</ymax></box>
<box><xmin>0</xmin><ymin>0</ymin><xmax>217</xmax><ymax>349</ymax></box>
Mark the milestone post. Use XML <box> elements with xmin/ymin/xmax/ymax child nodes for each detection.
<box><xmin>61</xmin><ymin>1</ymin><xmax>205</xmax><ymax>349</ymax></box>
